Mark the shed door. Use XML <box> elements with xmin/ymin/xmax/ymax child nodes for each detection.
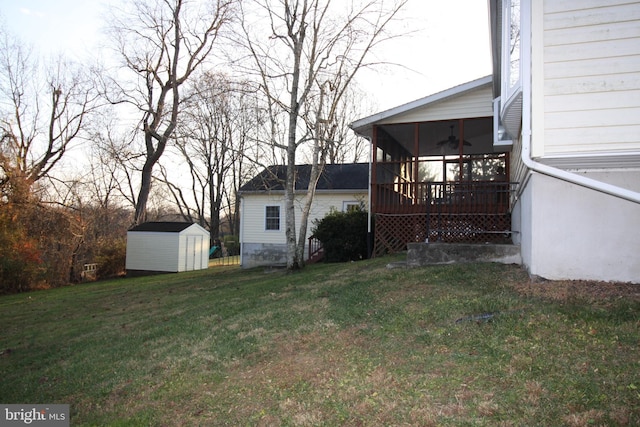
<box><xmin>185</xmin><ymin>236</ymin><xmax>193</xmax><ymax>271</ymax></box>
<box><xmin>185</xmin><ymin>236</ymin><xmax>203</xmax><ymax>271</ymax></box>
<box><xmin>193</xmin><ymin>236</ymin><xmax>202</xmax><ymax>269</ymax></box>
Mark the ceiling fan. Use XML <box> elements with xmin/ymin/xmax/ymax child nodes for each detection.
<box><xmin>437</xmin><ymin>125</ymin><xmax>471</xmax><ymax>150</ymax></box>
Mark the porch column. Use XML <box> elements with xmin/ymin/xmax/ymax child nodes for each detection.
<box><xmin>458</xmin><ymin>118</ymin><xmax>465</xmax><ymax>175</ymax></box>
<box><xmin>371</xmin><ymin>125</ymin><xmax>378</xmax><ymax>212</ymax></box>
<box><xmin>413</xmin><ymin>123</ymin><xmax>420</xmax><ymax>203</ymax></box>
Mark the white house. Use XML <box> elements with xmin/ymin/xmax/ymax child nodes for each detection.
<box><xmin>238</xmin><ymin>164</ymin><xmax>369</xmax><ymax>269</ymax></box>
<box><xmin>490</xmin><ymin>0</ymin><xmax>640</xmax><ymax>282</ymax></box>
<box><xmin>126</xmin><ymin>222</ymin><xmax>210</xmax><ymax>276</ymax></box>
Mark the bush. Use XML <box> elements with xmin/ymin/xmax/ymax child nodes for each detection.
<box><xmin>0</xmin><ymin>204</ymin><xmax>45</xmax><ymax>293</ymax></box>
<box><xmin>312</xmin><ymin>207</ymin><xmax>369</xmax><ymax>262</ymax></box>
<box><xmin>95</xmin><ymin>238</ymin><xmax>127</xmax><ymax>279</ymax></box>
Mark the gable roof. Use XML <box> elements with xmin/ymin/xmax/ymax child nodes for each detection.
<box><xmin>128</xmin><ymin>222</ymin><xmax>199</xmax><ymax>233</ymax></box>
<box><xmin>350</xmin><ymin>75</ymin><xmax>492</xmax><ymax>138</ymax></box>
<box><xmin>239</xmin><ymin>163</ymin><xmax>369</xmax><ymax>193</ymax></box>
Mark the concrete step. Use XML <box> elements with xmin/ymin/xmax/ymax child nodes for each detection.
<box><xmin>406</xmin><ymin>242</ymin><xmax>521</xmax><ymax>267</ymax></box>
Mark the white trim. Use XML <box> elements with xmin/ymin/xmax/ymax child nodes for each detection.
<box><xmin>342</xmin><ymin>201</ymin><xmax>360</xmax><ymax>212</ymax></box>
<box><xmin>264</xmin><ymin>204</ymin><xmax>282</xmax><ymax>231</ymax></box>
<box><xmin>493</xmin><ymin>96</ymin><xmax>513</xmax><ymax>149</ymax></box>
<box><xmin>540</xmin><ymin>152</ymin><xmax>640</xmax><ymax>170</ymax></box>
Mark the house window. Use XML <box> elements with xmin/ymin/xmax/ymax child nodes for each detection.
<box><xmin>343</xmin><ymin>201</ymin><xmax>361</xmax><ymax>212</ymax></box>
<box><xmin>265</xmin><ymin>206</ymin><xmax>280</xmax><ymax>231</ymax></box>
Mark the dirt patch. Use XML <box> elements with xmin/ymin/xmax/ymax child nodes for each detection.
<box><xmin>511</xmin><ymin>279</ymin><xmax>640</xmax><ymax>303</ymax></box>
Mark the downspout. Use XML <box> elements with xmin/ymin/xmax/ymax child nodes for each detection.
<box><xmin>238</xmin><ymin>194</ymin><xmax>244</xmax><ymax>267</ymax></box>
<box><xmin>366</xmin><ymin>134</ymin><xmax>373</xmax><ymax>259</ymax></box>
<box><xmin>519</xmin><ymin>0</ymin><xmax>640</xmax><ymax>205</ymax></box>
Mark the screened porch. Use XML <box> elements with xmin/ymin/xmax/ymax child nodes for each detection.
<box><xmin>370</xmin><ymin>117</ymin><xmax>515</xmax><ymax>255</ymax></box>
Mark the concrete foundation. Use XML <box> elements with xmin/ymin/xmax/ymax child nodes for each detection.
<box><xmin>241</xmin><ymin>242</ymin><xmax>289</xmax><ymax>269</ymax></box>
<box><xmin>406</xmin><ymin>243</ymin><xmax>521</xmax><ymax>267</ymax></box>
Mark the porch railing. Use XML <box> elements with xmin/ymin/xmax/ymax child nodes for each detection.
<box><xmin>307</xmin><ymin>236</ymin><xmax>324</xmax><ymax>264</ymax></box>
<box><xmin>373</xmin><ymin>181</ymin><xmax>514</xmax><ymax>214</ymax></box>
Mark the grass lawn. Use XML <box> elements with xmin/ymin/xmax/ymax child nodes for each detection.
<box><xmin>1</xmin><ymin>256</ymin><xmax>638</xmax><ymax>426</ymax></box>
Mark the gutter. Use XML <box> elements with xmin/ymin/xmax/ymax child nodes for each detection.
<box><xmin>518</xmin><ymin>0</ymin><xmax>640</xmax><ymax>205</ymax></box>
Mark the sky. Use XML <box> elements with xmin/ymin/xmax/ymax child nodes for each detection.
<box><xmin>0</xmin><ymin>0</ymin><xmax>492</xmax><ymax>112</ymax></box>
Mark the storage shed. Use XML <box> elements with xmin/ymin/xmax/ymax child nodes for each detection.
<box><xmin>126</xmin><ymin>222</ymin><xmax>210</xmax><ymax>276</ymax></box>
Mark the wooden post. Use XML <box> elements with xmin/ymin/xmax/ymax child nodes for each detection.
<box><xmin>413</xmin><ymin>122</ymin><xmax>420</xmax><ymax>203</ymax></box>
<box><xmin>371</xmin><ymin>125</ymin><xmax>378</xmax><ymax>212</ymax></box>
<box><xmin>458</xmin><ymin>118</ymin><xmax>464</xmax><ymax>180</ymax></box>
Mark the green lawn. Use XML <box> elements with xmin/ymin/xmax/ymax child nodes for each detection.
<box><xmin>1</xmin><ymin>256</ymin><xmax>638</xmax><ymax>426</ymax></box>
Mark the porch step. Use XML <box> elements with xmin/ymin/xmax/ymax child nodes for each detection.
<box><xmin>307</xmin><ymin>248</ymin><xmax>325</xmax><ymax>264</ymax></box>
<box><xmin>406</xmin><ymin>242</ymin><xmax>521</xmax><ymax>267</ymax></box>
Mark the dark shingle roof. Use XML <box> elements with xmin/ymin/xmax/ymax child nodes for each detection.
<box><xmin>239</xmin><ymin>163</ymin><xmax>369</xmax><ymax>193</ymax></box>
<box><xmin>128</xmin><ymin>222</ymin><xmax>196</xmax><ymax>232</ymax></box>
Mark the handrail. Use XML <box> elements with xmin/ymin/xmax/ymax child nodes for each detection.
<box><xmin>307</xmin><ymin>236</ymin><xmax>324</xmax><ymax>263</ymax></box>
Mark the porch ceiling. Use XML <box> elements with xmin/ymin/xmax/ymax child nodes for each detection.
<box><xmin>379</xmin><ymin>117</ymin><xmax>494</xmax><ymax>157</ymax></box>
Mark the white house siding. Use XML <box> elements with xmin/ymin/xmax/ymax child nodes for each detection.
<box><xmin>240</xmin><ymin>191</ymin><xmax>368</xmax><ymax>268</ymax></box>
<box><xmin>509</xmin><ymin>0</ymin><xmax>640</xmax><ymax>283</ymax></box>
<box><xmin>126</xmin><ymin>232</ymin><xmax>180</xmax><ymax>272</ymax></box>
<box><xmin>380</xmin><ymin>86</ymin><xmax>493</xmax><ymax>124</ymax></box>
<box><xmin>542</xmin><ymin>0</ymin><xmax>640</xmax><ymax>156</ymax></box>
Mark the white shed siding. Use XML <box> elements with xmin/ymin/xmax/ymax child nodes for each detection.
<box><xmin>543</xmin><ymin>0</ymin><xmax>640</xmax><ymax>156</ymax></box>
<box><xmin>126</xmin><ymin>223</ymin><xmax>210</xmax><ymax>273</ymax></box>
<box><xmin>126</xmin><ymin>232</ymin><xmax>180</xmax><ymax>272</ymax></box>
<box><xmin>380</xmin><ymin>86</ymin><xmax>493</xmax><ymax>124</ymax></box>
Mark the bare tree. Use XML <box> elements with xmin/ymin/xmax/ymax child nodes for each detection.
<box><xmin>324</xmin><ymin>85</ymin><xmax>371</xmax><ymax>164</ymax></box>
<box><xmin>240</xmin><ymin>0</ymin><xmax>407</xmax><ymax>269</ymax></box>
<box><xmin>160</xmin><ymin>72</ymin><xmax>259</xmax><ymax>238</ymax></box>
<box><xmin>106</xmin><ymin>0</ymin><xmax>236</xmax><ymax>225</ymax></box>
<box><xmin>0</xmin><ymin>29</ymin><xmax>101</xmax><ymax>203</ymax></box>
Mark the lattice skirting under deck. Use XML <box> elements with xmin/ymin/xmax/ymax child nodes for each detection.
<box><xmin>373</xmin><ymin>213</ymin><xmax>512</xmax><ymax>257</ymax></box>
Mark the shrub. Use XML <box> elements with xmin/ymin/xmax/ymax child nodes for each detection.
<box><xmin>0</xmin><ymin>204</ymin><xmax>45</xmax><ymax>293</ymax></box>
<box><xmin>312</xmin><ymin>207</ymin><xmax>369</xmax><ymax>262</ymax></box>
<box><xmin>95</xmin><ymin>238</ymin><xmax>127</xmax><ymax>279</ymax></box>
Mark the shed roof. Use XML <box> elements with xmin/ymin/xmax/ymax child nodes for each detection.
<box><xmin>128</xmin><ymin>222</ymin><xmax>200</xmax><ymax>233</ymax></box>
<box><xmin>239</xmin><ymin>163</ymin><xmax>369</xmax><ymax>193</ymax></box>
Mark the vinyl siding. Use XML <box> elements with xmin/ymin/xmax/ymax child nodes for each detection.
<box><xmin>241</xmin><ymin>191</ymin><xmax>368</xmax><ymax>249</ymax></box>
<box><xmin>543</xmin><ymin>0</ymin><xmax>640</xmax><ymax>155</ymax></box>
<box><xmin>242</xmin><ymin>194</ymin><xmax>286</xmax><ymax>245</ymax></box>
<box><xmin>380</xmin><ymin>86</ymin><xmax>493</xmax><ymax>124</ymax></box>
<box><xmin>126</xmin><ymin>232</ymin><xmax>180</xmax><ymax>272</ymax></box>
<box><xmin>126</xmin><ymin>224</ymin><xmax>209</xmax><ymax>273</ymax></box>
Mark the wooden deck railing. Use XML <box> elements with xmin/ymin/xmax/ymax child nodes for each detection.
<box><xmin>307</xmin><ymin>236</ymin><xmax>324</xmax><ymax>264</ymax></box>
<box><xmin>373</xmin><ymin>181</ymin><xmax>514</xmax><ymax>215</ymax></box>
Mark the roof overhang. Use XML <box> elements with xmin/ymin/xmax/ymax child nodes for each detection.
<box><xmin>350</xmin><ymin>75</ymin><xmax>493</xmax><ymax>139</ymax></box>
